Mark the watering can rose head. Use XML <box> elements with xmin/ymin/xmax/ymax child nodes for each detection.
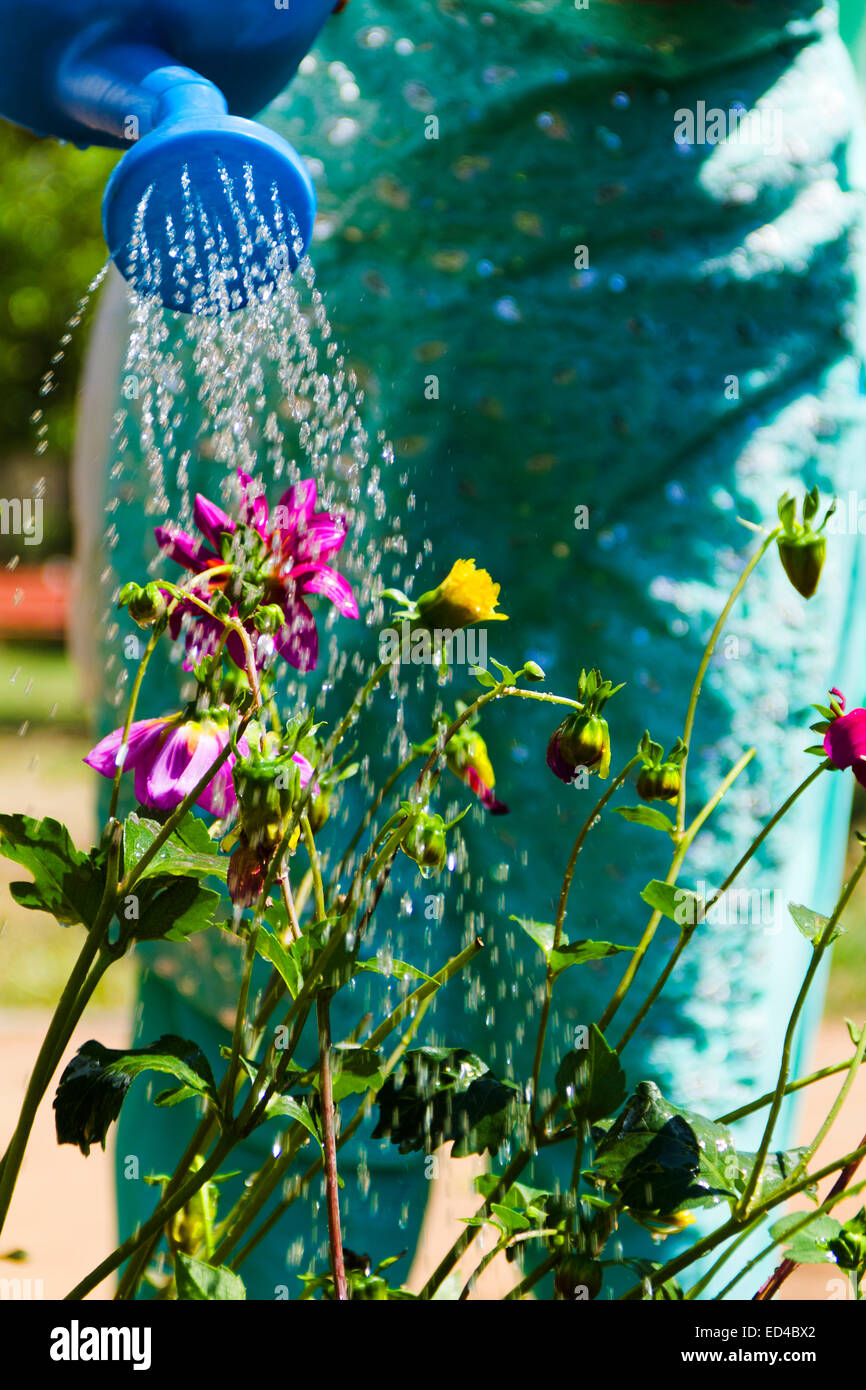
<box><xmin>154</xmin><ymin>469</ymin><xmax>358</xmax><ymax>674</ymax></box>
<box><xmin>84</xmin><ymin>708</ymin><xmax>244</xmax><ymax>817</ymax></box>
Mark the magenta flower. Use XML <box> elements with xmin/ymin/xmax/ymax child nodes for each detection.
<box><xmin>823</xmin><ymin>690</ymin><xmax>866</xmax><ymax>788</ymax></box>
<box><xmin>155</xmin><ymin>470</ymin><xmax>358</xmax><ymax>674</ymax></box>
<box><xmin>84</xmin><ymin>711</ymin><xmax>245</xmax><ymax>816</ymax></box>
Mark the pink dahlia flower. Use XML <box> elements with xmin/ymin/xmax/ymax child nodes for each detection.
<box><xmin>155</xmin><ymin>470</ymin><xmax>358</xmax><ymax>674</ymax></box>
<box><xmin>85</xmin><ymin>712</ymin><xmax>246</xmax><ymax>816</ymax></box>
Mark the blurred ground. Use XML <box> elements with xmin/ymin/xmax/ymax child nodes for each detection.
<box><xmin>0</xmin><ymin>647</ymin><xmax>864</xmax><ymax>1300</ymax></box>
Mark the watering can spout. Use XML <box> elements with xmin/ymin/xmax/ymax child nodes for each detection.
<box><xmin>0</xmin><ymin>0</ymin><xmax>338</xmax><ymax>312</ymax></box>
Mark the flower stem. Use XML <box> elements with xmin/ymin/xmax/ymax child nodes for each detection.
<box><xmin>529</xmin><ymin>755</ymin><xmax>640</xmax><ymax>1120</ymax></box>
<box><xmin>753</xmin><ymin>1130</ymin><xmax>866</xmax><ymax>1301</ymax></box>
<box><xmin>317</xmin><ymin>991</ymin><xmax>347</xmax><ymax>1300</ymax></box>
<box><xmin>108</xmin><ymin>614</ymin><xmax>168</xmax><ymax>822</ymax></box>
<box><xmin>675</xmin><ymin>529</ymin><xmax>779</xmax><ymax>837</ymax></box>
<box><xmin>716</xmin><ymin>1050</ymin><xmax>866</xmax><ymax>1125</ymax></box>
<box><xmin>737</xmin><ymin>847</ymin><xmax>866</xmax><ymax>1219</ymax></box>
<box><xmin>597</xmin><ymin>748</ymin><xmax>756</xmax><ymax>1036</ymax></box>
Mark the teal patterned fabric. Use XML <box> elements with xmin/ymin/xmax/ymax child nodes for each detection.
<box><xmin>86</xmin><ymin>1</ymin><xmax>866</xmax><ymax>1295</ymax></box>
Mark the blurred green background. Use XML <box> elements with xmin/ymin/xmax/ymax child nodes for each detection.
<box><xmin>0</xmin><ymin>3</ymin><xmax>865</xmax><ymax>1017</ymax></box>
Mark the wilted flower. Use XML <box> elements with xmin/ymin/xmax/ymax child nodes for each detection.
<box><xmin>84</xmin><ymin>709</ymin><xmax>243</xmax><ymax>816</ymax></box>
<box><xmin>227</xmin><ymin>833</ymin><xmax>268</xmax><ymax>909</ymax></box>
<box><xmin>155</xmin><ymin>469</ymin><xmax>358</xmax><ymax>673</ymax></box>
<box><xmin>447</xmin><ymin>729</ymin><xmax>508</xmax><ymax>815</ymax></box>
<box><xmin>228</xmin><ymin>748</ymin><xmax>317</xmax><ymax>907</ymax></box>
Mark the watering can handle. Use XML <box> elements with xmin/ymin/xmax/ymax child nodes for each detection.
<box><xmin>56</xmin><ymin>31</ymin><xmax>229</xmax><ymax>145</ymax></box>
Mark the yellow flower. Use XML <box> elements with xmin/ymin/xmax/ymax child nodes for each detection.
<box><xmin>632</xmin><ymin>1209</ymin><xmax>696</xmax><ymax>1238</ymax></box>
<box><xmin>417</xmin><ymin>559</ymin><xmax>508</xmax><ymax>630</ymax></box>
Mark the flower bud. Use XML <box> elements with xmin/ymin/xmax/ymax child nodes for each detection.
<box><xmin>401</xmin><ymin>815</ymin><xmax>448</xmax><ymax>876</ymax></box>
<box><xmin>636</xmin><ymin>762</ymin><xmax>681</xmax><ymax>803</ymax></box>
<box><xmin>234</xmin><ymin>751</ymin><xmax>314</xmax><ymax>854</ymax></box>
<box><xmin>547</xmin><ymin>713</ymin><xmax>610</xmax><ymax>783</ymax></box>
<box><xmin>553</xmin><ymin>1255</ymin><xmax>603</xmax><ymax>1301</ymax></box>
<box><xmin>776</xmin><ymin>533</ymin><xmax>826</xmax><ymax>600</ymax></box>
<box><xmin>307</xmin><ymin>789</ymin><xmax>332</xmax><ymax>835</ymax></box>
<box><xmin>127</xmin><ymin>582</ymin><xmax>167</xmax><ymax>629</ymax></box>
<box><xmin>523</xmin><ymin>661</ymin><xmax>545</xmax><ymax>682</ymax></box>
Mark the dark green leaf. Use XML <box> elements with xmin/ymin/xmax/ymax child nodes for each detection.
<box><xmin>556</xmin><ymin>1024</ymin><xmax>627</xmax><ymax>1123</ymax></box>
<box><xmin>589</xmin><ymin>1082</ymin><xmax>741</xmax><ymax>1213</ymax></box>
<box><xmin>549</xmin><ymin>940</ymin><xmax>634</xmax><ymax>980</ymax></box>
<box><xmin>175</xmin><ymin>1253</ymin><xmax>246</xmax><ymax>1300</ymax></box>
<box><xmin>372</xmin><ymin>1047</ymin><xmax>521</xmax><ymax>1157</ymax></box>
<box><xmin>0</xmin><ymin>814</ymin><xmax>104</xmax><ymax>926</ymax></box>
<box><xmin>263</xmin><ymin>1094</ymin><xmax>322</xmax><ymax>1145</ymax></box>
<box><xmin>329</xmin><ymin>1045</ymin><xmax>384</xmax><ymax>1102</ymax></box>
<box><xmin>511</xmin><ymin>916</ymin><xmax>633</xmax><ymax>978</ymax></box>
<box><xmin>54</xmin><ymin>1035</ymin><xmax>217</xmax><ymax>1155</ymax></box>
<box><xmin>132</xmin><ymin>875</ymin><xmax>220</xmax><ymax>942</ymax></box>
<box><xmin>251</xmin><ymin>927</ymin><xmax>303</xmax><ymax>999</ymax></box>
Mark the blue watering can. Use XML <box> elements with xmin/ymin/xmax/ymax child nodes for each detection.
<box><xmin>0</xmin><ymin>1</ymin><xmax>338</xmax><ymax>310</ymax></box>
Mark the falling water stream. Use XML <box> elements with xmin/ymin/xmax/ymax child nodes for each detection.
<box><xmin>28</xmin><ymin>155</ymin><xmax>527</xmax><ymax>1279</ymax></box>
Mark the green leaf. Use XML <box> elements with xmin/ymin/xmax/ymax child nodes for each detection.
<box><xmin>264</xmin><ymin>1094</ymin><xmax>322</xmax><ymax>1145</ymax></box>
<box><xmin>511</xmin><ymin>915</ymin><xmax>556</xmax><ymax>958</ymax></box>
<box><xmin>175</xmin><ymin>1253</ymin><xmax>246</xmax><ymax>1300</ymax></box>
<box><xmin>355</xmin><ymin>957</ymin><xmax>435</xmax><ymax>985</ymax></box>
<box><xmin>0</xmin><ymin>813</ymin><xmax>104</xmax><ymax>926</ymax></box>
<box><xmin>769</xmin><ymin>1214</ymin><xmax>843</xmax><ymax>1265</ymax></box>
<box><xmin>613</xmin><ymin>805</ymin><xmax>676</xmax><ymax>834</ymax></box>
<box><xmin>371</xmin><ymin>1047</ymin><xmax>521</xmax><ymax>1157</ymax></box>
<box><xmin>123</xmin><ymin>812</ymin><xmax>228</xmax><ymax>883</ymax></box>
<box><xmin>490</xmin><ymin>1203</ymin><xmax>532</xmax><ymax>1234</ymax></box>
<box><xmin>549</xmin><ymin>940</ymin><xmax>634</xmax><ymax>980</ymax></box>
<box><xmin>641</xmin><ymin>879</ymin><xmax>702</xmax><ymax>926</ymax></box>
<box><xmin>510</xmin><ymin>917</ymin><xmax>633</xmax><ymax>978</ymax></box>
<box><xmin>788</xmin><ymin>901</ymin><xmax>837</xmax><ymax>945</ymax></box>
<box><xmin>736</xmin><ymin>1146</ymin><xmax>814</xmax><ymax>1205</ymax></box>
<box><xmin>489</xmin><ymin>658</ymin><xmax>517</xmax><ymax>685</ymax></box>
<box><xmin>470</xmin><ymin>666</ymin><xmax>498</xmax><ymax>689</ymax></box>
<box><xmin>251</xmin><ymin>927</ymin><xmax>303</xmax><ymax>999</ymax></box>
<box><xmin>131</xmin><ymin>875</ymin><xmax>220</xmax><ymax>942</ymax></box>
<box><xmin>589</xmin><ymin>1082</ymin><xmax>741</xmax><ymax>1213</ymax></box>
<box><xmin>555</xmin><ymin>1024</ymin><xmax>627</xmax><ymax>1123</ymax></box>
<box><xmin>329</xmin><ymin>1045</ymin><xmax>384</xmax><ymax>1102</ymax></box>
<box><xmin>53</xmin><ymin>1035</ymin><xmax>218</xmax><ymax>1155</ymax></box>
